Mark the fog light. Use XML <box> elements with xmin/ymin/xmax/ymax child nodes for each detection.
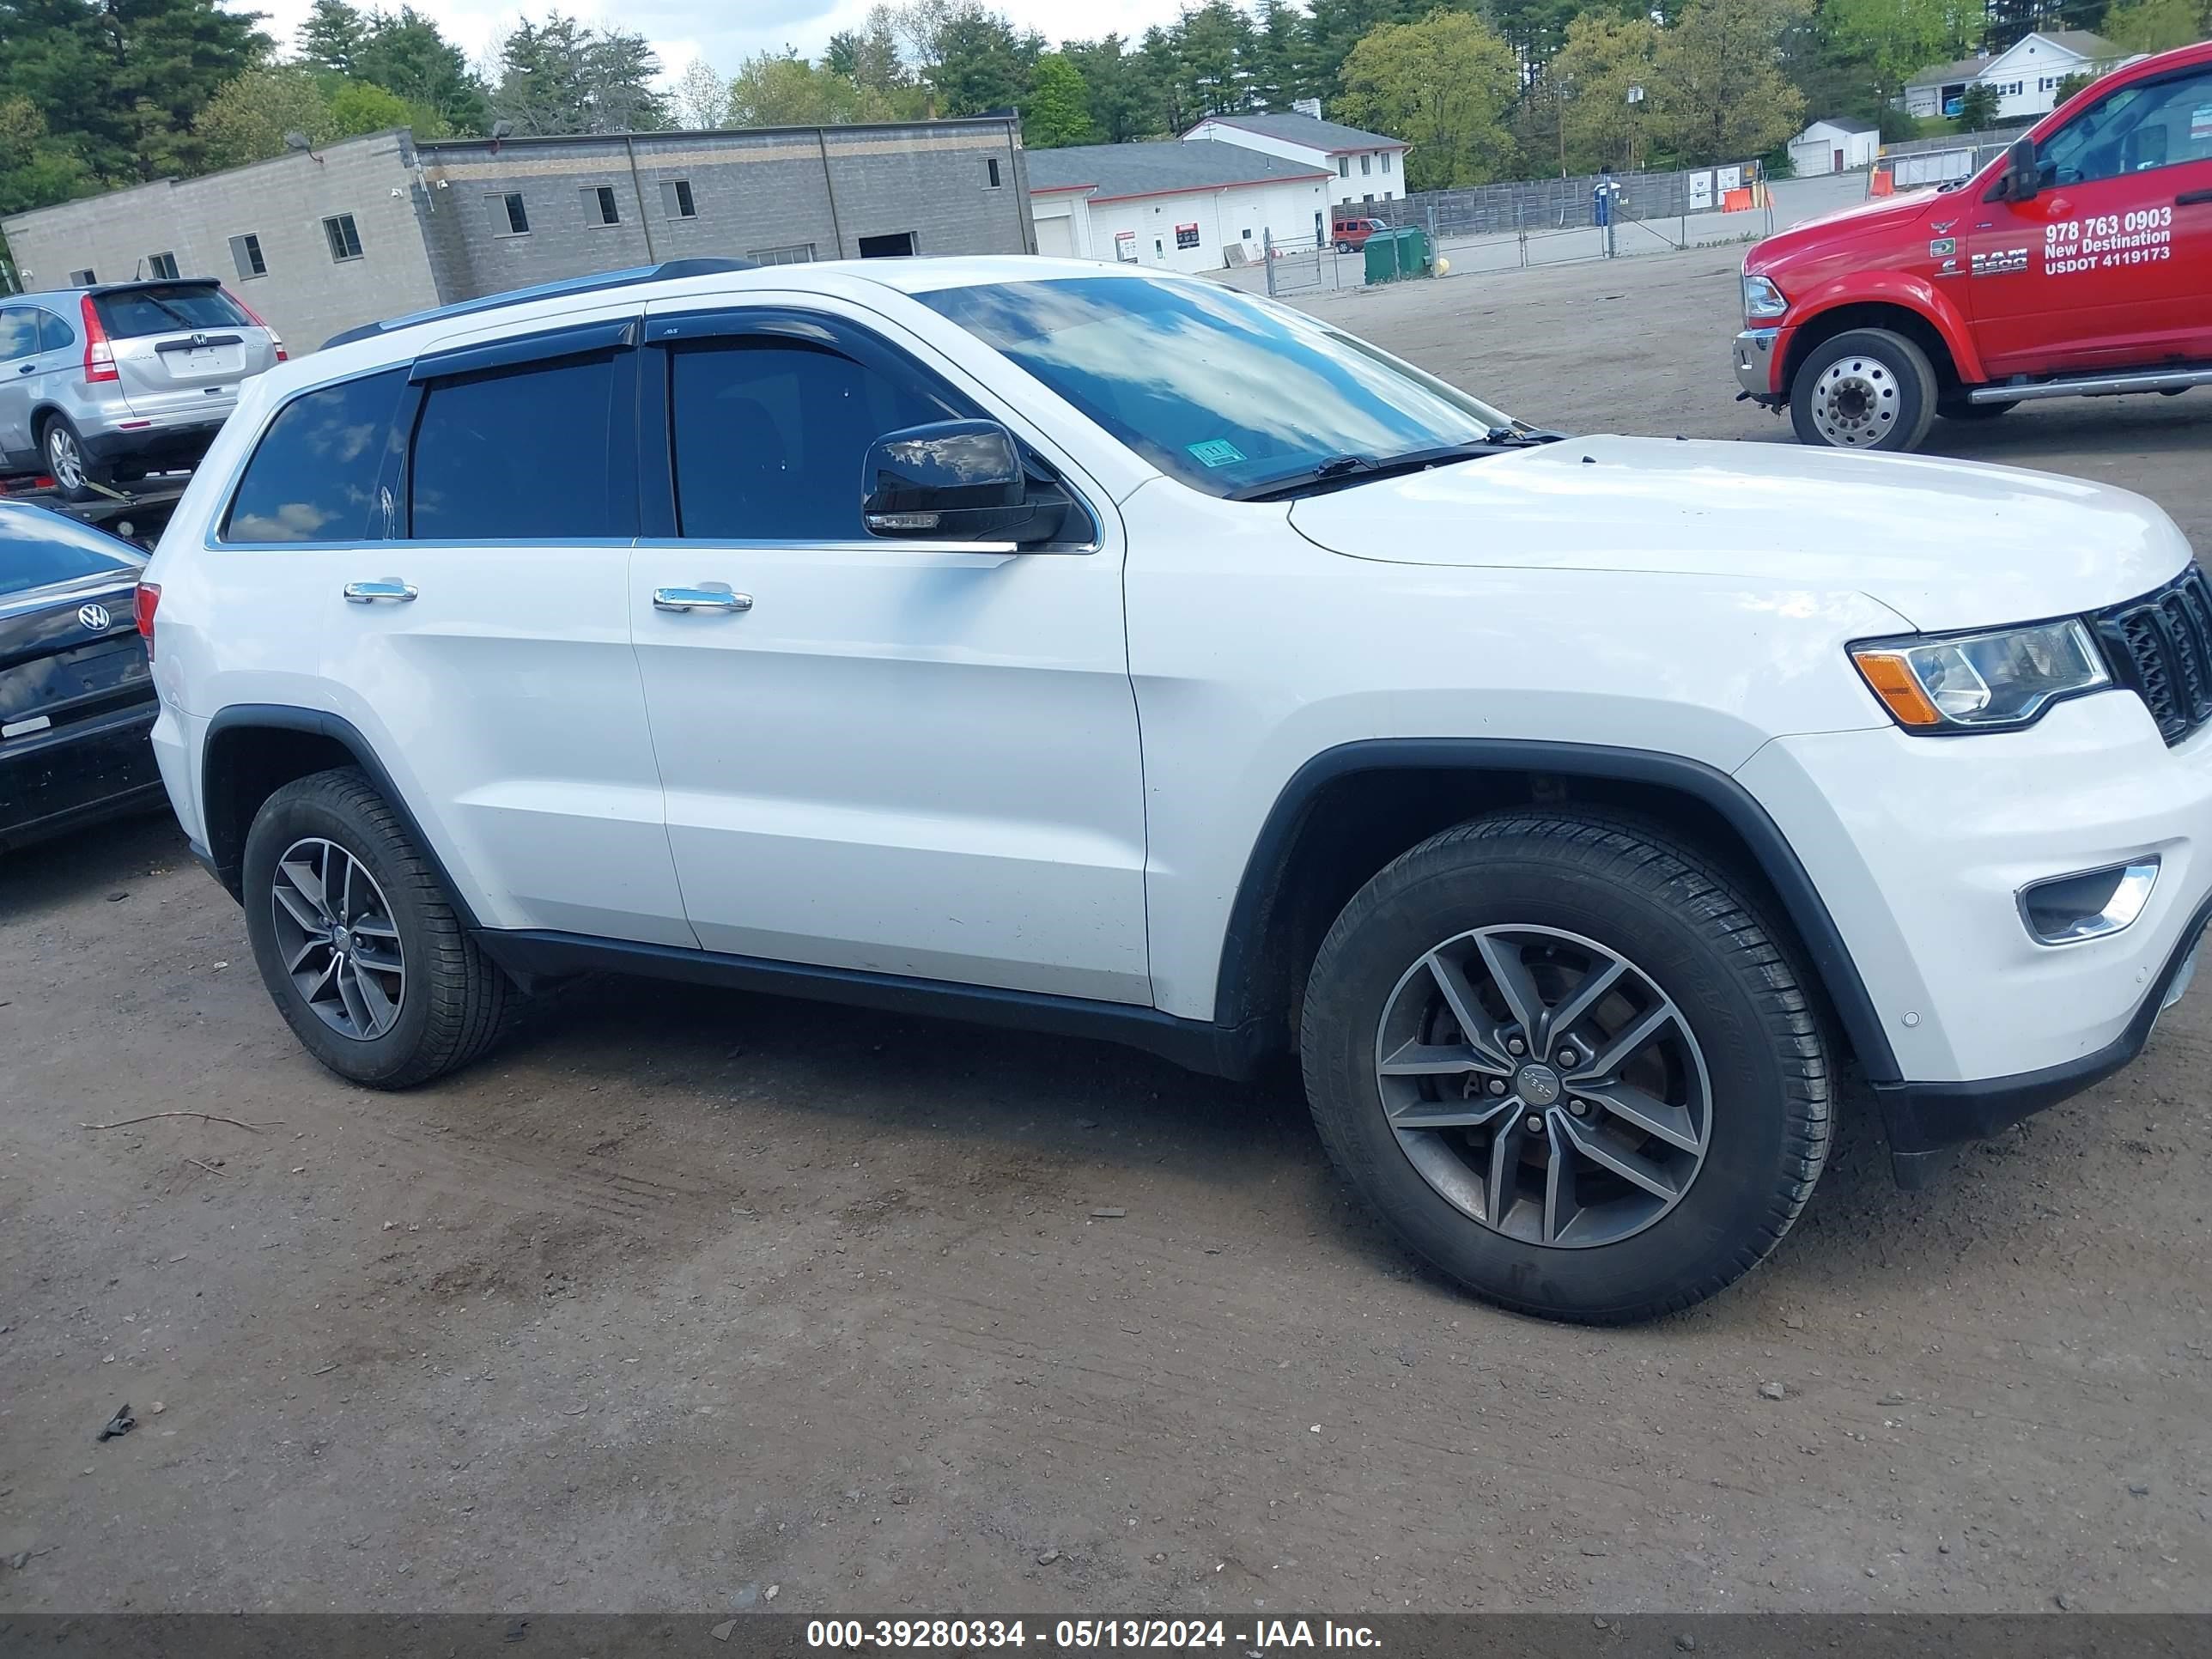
<box><xmin>2017</xmin><ymin>859</ymin><xmax>2159</xmax><ymax>945</ymax></box>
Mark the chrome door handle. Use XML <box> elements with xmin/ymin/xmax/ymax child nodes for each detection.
<box><xmin>343</xmin><ymin>579</ymin><xmax>417</xmax><ymax>604</ymax></box>
<box><xmin>653</xmin><ymin>586</ymin><xmax>753</xmax><ymax>613</ymax></box>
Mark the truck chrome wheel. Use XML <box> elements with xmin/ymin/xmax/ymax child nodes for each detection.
<box><xmin>270</xmin><ymin>836</ymin><xmax>407</xmax><ymax>1041</ymax></box>
<box><xmin>1808</xmin><ymin>355</ymin><xmax>1899</xmax><ymax>447</ymax></box>
<box><xmin>1373</xmin><ymin>924</ymin><xmax>1711</xmax><ymax>1248</ymax></box>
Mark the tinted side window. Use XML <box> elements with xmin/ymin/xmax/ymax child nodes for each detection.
<box><xmin>224</xmin><ymin>369</ymin><xmax>408</xmax><ymax>544</ymax></box>
<box><xmin>0</xmin><ymin>310</ymin><xmax>37</xmax><ymax>362</ymax></box>
<box><xmin>410</xmin><ymin>353</ymin><xmax>622</xmax><ymax>541</ymax></box>
<box><xmin>670</xmin><ymin>340</ymin><xmax>968</xmax><ymax>540</ymax></box>
<box><xmin>2045</xmin><ymin>68</ymin><xmax>2212</xmax><ymax>185</ymax></box>
<box><xmin>37</xmin><ymin>310</ymin><xmax>76</xmax><ymax>352</ymax></box>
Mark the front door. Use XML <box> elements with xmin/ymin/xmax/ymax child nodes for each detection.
<box><xmin>1966</xmin><ymin>58</ymin><xmax>2212</xmax><ymax>375</ymax></box>
<box><xmin>628</xmin><ymin>300</ymin><xmax>1151</xmax><ymax>1003</ymax></box>
<box><xmin>0</xmin><ymin>307</ymin><xmax>38</xmax><ymax>465</ymax></box>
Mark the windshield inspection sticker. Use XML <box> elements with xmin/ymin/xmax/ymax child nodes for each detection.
<box><xmin>1188</xmin><ymin>438</ymin><xmax>1247</xmax><ymax>467</ymax></box>
<box><xmin>2042</xmin><ymin>207</ymin><xmax>2172</xmax><ymax>275</ymax></box>
<box><xmin>2193</xmin><ymin>103</ymin><xmax>2212</xmax><ymax>143</ymax></box>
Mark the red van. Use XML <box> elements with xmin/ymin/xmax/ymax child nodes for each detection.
<box><xmin>1732</xmin><ymin>40</ymin><xmax>2212</xmax><ymax>451</ymax></box>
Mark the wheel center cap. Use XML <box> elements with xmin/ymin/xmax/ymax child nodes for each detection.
<box><xmin>1515</xmin><ymin>1063</ymin><xmax>1563</xmax><ymax>1106</ymax></box>
<box><xmin>331</xmin><ymin>927</ymin><xmax>352</xmax><ymax>954</ymax></box>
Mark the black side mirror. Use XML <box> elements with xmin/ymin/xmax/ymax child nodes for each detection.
<box><xmin>861</xmin><ymin>419</ymin><xmax>1069</xmax><ymax>545</ymax></box>
<box><xmin>1996</xmin><ymin>137</ymin><xmax>2041</xmax><ymax>202</ymax></box>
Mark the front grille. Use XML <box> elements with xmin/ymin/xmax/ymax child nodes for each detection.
<box><xmin>2095</xmin><ymin>563</ymin><xmax>2212</xmax><ymax>746</ymax></box>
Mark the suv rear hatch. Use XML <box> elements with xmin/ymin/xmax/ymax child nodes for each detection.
<box><xmin>93</xmin><ymin>281</ymin><xmax>280</xmax><ymax>424</ymax></box>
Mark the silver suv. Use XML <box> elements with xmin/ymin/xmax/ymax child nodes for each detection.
<box><xmin>0</xmin><ymin>279</ymin><xmax>284</xmax><ymax>499</ymax></box>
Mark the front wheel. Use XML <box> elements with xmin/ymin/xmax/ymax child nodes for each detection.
<box><xmin>1299</xmin><ymin>813</ymin><xmax>1832</xmax><ymax>1323</ymax></box>
<box><xmin>1790</xmin><ymin>327</ymin><xmax>1937</xmax><ymax>453</ymax></box>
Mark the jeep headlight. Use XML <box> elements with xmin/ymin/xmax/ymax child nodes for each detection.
<box><xmin>1742</xmin><ymin>273</ymin><xmax>1788</xmax><ymax>321</ymax></box>
<box><xmin>1850</xmin><ymin>619</ymin><xmax>2109</xmax><ymax>732</ymax></box>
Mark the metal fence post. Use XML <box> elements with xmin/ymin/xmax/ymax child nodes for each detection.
<box><xmin>1263</xmin><ymin>228</ymin><xmax>1276</xmax><ymax>299</ymax></box>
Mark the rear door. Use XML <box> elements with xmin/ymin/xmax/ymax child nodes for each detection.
<box><xmin>0</xmin><ymin>307</ymin><xmax>39</xmax><ymax>465</ymax></box>
<box><xmin>94</xmin><ymin>283</ymin><xmax>278</xmax><ymax>423</ymax></box>
<box><xmin>1966</xmin><ymin>58</ymin><xmax>2212</xmax><ymax>374</ymax></box>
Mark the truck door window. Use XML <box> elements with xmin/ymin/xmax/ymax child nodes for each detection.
<box><xmin>2042</xmin><ymin>68</ymin><xmax>2212</xmax><ymax>185</ymax></box>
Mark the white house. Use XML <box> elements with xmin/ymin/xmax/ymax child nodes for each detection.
<box><xmin>1027</xmin><ymin>142</ymin><xmax>1333</xmax><ymax>273</ymax></box>
<box><xmin>1902</xmin><ymin>30</ymin><xmax>2140</xmax><ymax>123</ymax></box>
<box><xmin>1180</xmin><ymin>108</ymin><xmax>1411</xmax><ymax>209</ymax></box>
<box><xmin>1788</xmin><ymin>116</ymin><xmax>1881</xmax><ymax>175</ymax></box>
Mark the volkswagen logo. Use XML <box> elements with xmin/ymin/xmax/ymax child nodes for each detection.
<box><xmin>77</xmin><ymin>602</ymin><xmax>112</xmax><ymax>633</ymax></box>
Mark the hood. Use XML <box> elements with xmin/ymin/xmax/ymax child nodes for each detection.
<box><xmin>1288</xmin><ymin>436</ymin><xmax>2192</xmax><ymax>634</ymax></box>
<box><xmin>1746</xmin><ymin>186</ymin><xmax>1944</xmax><ymax>268</ymax></box>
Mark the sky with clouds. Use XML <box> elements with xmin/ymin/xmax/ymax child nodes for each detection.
<box><xmin>248</xmin><ymin>0</ymin><xmax>1197</xmax><ymax>89</ymax></box>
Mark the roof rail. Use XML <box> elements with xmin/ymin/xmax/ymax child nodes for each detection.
<box><xmin>319</xmin><ymin>258</ymin><xmax>757</xmax><ymax>351</ymax></box>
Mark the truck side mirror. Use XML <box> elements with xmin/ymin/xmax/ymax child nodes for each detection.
<box><xmin>1996</xmin><ymin>137</ymin><xmax>2041</xmax><ymax>202</ymax></box>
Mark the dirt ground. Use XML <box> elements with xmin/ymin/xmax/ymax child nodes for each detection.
<box><xmin>3</xmin><ymin>246</ymin><xmax>2210</xmax><ymax>1619</ymax></box>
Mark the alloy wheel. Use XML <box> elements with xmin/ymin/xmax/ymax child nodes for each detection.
<box><xmin>1373</xmin><ymin>924</ymin><xmax>1712</xmax><ymax>1248</ymax></box>
<box><xmin>269</xmin><ymin>837</ymin><xmax>406</xmax><ymax>1041</ymax></box>
<box><xmin>46</xmin><ymin>425</ymin><xmax>84</xmax><ymax>490</ymax></box>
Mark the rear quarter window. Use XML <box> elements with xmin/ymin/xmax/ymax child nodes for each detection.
<box><xmin>223</xmin><ymin>369</ymin><xmax>408</xmax><ymax>544</ymax></box>
<box><xmin>95</xmin><ymin>284</ymin><xmax>254</xmax><ymax>340</ymax></box>
<box><xmin>0</xmin><ymin>507</ymin><xmax>143</xmax><ymax>598</ymax></box>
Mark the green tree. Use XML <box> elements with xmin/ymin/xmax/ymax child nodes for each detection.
<box><xmin>192</xmin><ymin>64</ymin><xmax>336</xmax><ymax>172</ymax></box>
<box><xmin>2103</xmin><ymin>0</ymin><xmax>2211</xmax><ymax>52</ymax></box>
<box><xmin>669</xmin><ymin>57</ymin><xmax>726</xmax><ymax>129</ymax></box>
<box><xmin>1176</xmin><ymin>0</ymin><xmax>1259</xmax><ymax>116</ymax></box>
<box><xmin>295</xmin><ymin>0</ymin><xmax>368</xmax><ymax>74</ymax></box>
<box><xmin>1336</xmin><ymin>9</ymin><xmax>1521</xmax><ymax>189</ymax></box>
<box><xmin>0</xmin><ymin>94</ymin><xmax>93</xmax><ymax>218</ymax></box>
<box><xmin>1307</xmin><ymin>0</ymin><xmax>1426</xmax><ymax>100</ymax></box>
<box><xmin>1952</xmin><ymin>79</ymin><xmax>2001</xmax><ymax>130</ymax></box>
<box><xmin>356</xmin><ymin>8</ymin><xmax>492</xmax><ymax>132</ymax></box>
<box><xmin>1821</xmin><ymin>0</ymin><xmax>1979</xmax><ymax>110</ymax></box>
<box><xmin>1137</xmin><ymin>23</ymin><xmax>1193</xmax><ymax>131</ymax></box>
<box><xmin>927</xmin><ymin>6</ymin><xmax>1033</xmax><ymax>114</ymax></box>
<box><xmin>827</xmin><ymin>14</ymin><xmax>907</xmax><ymax>91</ymax></box>
<box><xmin>1544</xmin><ymin>13</ymin><xmax>1662</xmax><ymax>174</ymax></box>
<box><xmin>326</xmin><ymin>76</ymin><xmax>447</xmax><ymax>138</ymax></box>
<box><xmin>1064</xmin><ymin>33</ymin><xmax>1157</xmax><ymax>140</ymax></box>
<box><xmin>1023</xmin><ymin>52</ymin><xmax>1094</xmax><ymax>145</ymax></box>
<box><xmin>726</xmin><ymin>50</ymin><xmax>892</xmax><ymax>125</ymax></box>
<box><xmin>493</xmin><ymin>12</ymin><xmax>668</xmax><ymax>135</ymax></box>
<box><xmin>1649</xmin><ymin>0</ymin><xmax>1810</xmax><ymax>167</ymax></box>
<box><xmin>1249</xmin><ymin>0</ymin><xmax>1316</xmax><ymax>107</ymax></box>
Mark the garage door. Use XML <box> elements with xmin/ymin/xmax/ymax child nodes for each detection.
<box><xmin>1035</xmin><ymin>215</ymin><xmax>1076</xmax><ymax>258</ymax></box>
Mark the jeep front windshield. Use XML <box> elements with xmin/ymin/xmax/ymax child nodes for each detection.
<box><xmin>917</xmin><ymin>275</ymin><xmax>1516</xmax><ymax>500</ymax></box>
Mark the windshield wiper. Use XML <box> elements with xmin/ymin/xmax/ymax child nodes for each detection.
<box><xmin>1231</xmin><ymin>436</ymin><xmax>1551</xmax><ymax>502</ymax></box>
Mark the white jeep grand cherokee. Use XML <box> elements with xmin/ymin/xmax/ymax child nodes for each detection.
<box><xmin>139</xmin><ymin>257</ymin><xmax>2210</xmax><ymax>1323</ymax></box>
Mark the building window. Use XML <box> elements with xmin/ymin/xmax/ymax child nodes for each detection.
<box><xmin>1382</xmin><ymin>153</ymin><xmax>1392</xmax><ymax>173</ymax></box>
<box><xmin>584</xmin><ymin>185</ymin><xmax>620</xmax><ymax>225</ymax></box>
<box><xmin>745</xmin><ymin>243</ymin><xmax>817</xmax><ymax>265</ymax></box>
<box><xmin>858</xmin><ymin>231</ymin><xmax>916</xmax><ymax>258</ymax></box>
<box><xmin>1336</xmin><ymin>156</ymin><xmax>1349</xmax><ymax>177</ymax></box>
<box><xmin>986</xmin><ymin>157</ymin><xmax>1001</xmax><ymax>188</ymax></box>
<box><xmin>1363</xmin><ymin>193</ymin><xmax>1374</xmax><ymax>204</ymax></box>
<box><xmin>1382</xmin><ymin>191</ymin><xmax>1391</xmax><ymax>202</ymax></box>
<box><xmin>1240</xmin><ymin>227</ymin><xmax>1252</xmax><ymax>240</ymax></box>
<box><xmin>68</xmin><ymin>268</ymin><xmax>94</xmax><ymax>286</ymax></box>
<box><xmin>147</xmin><ymin>252</ymin><xmax>179</xmax><ymax>279</ymax></box>
<box><xmin>1360</xmin><ymin>154</ymin><xmax>1371</xmax><ymax>175</ymax></box>
<box><xmin>661</xmin><ymin>179</ymin><xmax>696</xmax><ymax>219</ymax></box>
<box><xmin>494</xmin><ymin>191</ymin><xmax>530</xmax><ymax>234</ymax></box>
<box><xmin>323</xmin><ymin>214</ymin><xmax>363</xmax><ymax>261</ymax></box>
<box><xmin>228</xmin><ymin>233</ymin><xmax>266</xmax><ymax>279</ymax></box>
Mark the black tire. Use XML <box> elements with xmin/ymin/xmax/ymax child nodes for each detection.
<box><xmin>40</xmin><ymin>413</ymin><xmax>111</xmax><ymax>501</ymax></box>
<box><xmin>241</xmin><ymin>766</ymin><xmax>519</xmax><ymax>1088</ymax></box>
<box><xmin>1299</xmin><ymin>811</ymin><xmax>1831</xmax><ymax>1324</ymax></box>
<box><xmin>1789</xmin><ymin>327</ymin><xmax>1937</xmax><ymax>453</ymax></box>
<box><xmin>1937</xmin><ymin>398</ymin><xmax>2017</xmax><ymax>422</ymax></box>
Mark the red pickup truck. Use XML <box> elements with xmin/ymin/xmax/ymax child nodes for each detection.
<box><xmin>1734</xmin><ymin>40</ymin><xmax>2212</xmax><ymax>452</ymax></box>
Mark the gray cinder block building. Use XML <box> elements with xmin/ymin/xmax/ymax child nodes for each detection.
<box><xmin>3</xmin><ymin>118</ymin><xmax>1036</xmax><ymax>354</ymax></box>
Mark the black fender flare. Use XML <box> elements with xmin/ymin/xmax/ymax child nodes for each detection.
<box><xmin>1210</xmin><ymin>738</ymin><xmax>1901</xmax><ymax>1085</ymax></box>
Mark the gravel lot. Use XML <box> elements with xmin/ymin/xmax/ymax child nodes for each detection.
<box><xmin>3</xmin><ymin>246</ymin><xmax>2209</xmax><ymax>1618</ymax></box>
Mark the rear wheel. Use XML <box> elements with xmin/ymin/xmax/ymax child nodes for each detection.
<box><xmin>241</xmin><ymin>767</ymin><xmax>519</xmax><ymax>1087</ymax></box>
<box><xmin>40</xmin><ymin>415</ymin><xmax>110</xmax><ymax>501</ymax></box>
<box><xmin>1790</xmin><ymin>327</ymin><xmax>1937</xmax><ymax>453</ymax></box>
<box><xmin>1299</xmin><ymin>812</ymin><xmax>1832</xmax><ymax>1323</ymax></box>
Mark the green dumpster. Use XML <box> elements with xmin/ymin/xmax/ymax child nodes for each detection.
<box><xmin>1362</xmin><ymin>228</ymin><xmax>1406</xmax><ymax>284</ymax></box>
<box><xmin>1393</xmin><ymin>227</ymin><xmax>1431</xmax><ymax>278</ymax></box>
